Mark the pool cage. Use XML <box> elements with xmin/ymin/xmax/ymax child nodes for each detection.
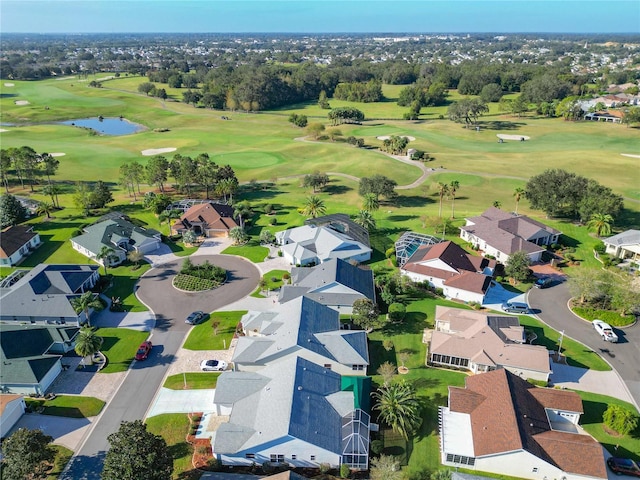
<box><xmin>395</xmin><ymin>231</ymin><xmax>444</xmax><ymax>267</ymax></box>
<box><xmin>341</xmin><ymin>409</ymin><xmax>370</xmax><ymax>470</ymax></box>
<box><xmin>165</xmin><ymin>198</ymin><xmax>228</xmax><ymax>213</ymax></box>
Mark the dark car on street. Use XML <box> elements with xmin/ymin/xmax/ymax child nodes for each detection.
<box><xmin>534</xmin><ymin>277</ymin><xmax>552</xmax><ymax>289</ymax></box>
<box><xmin>185</xmin><ymin>311</ymin><xmax>206</xmax><ymax>325</ymax></box>
<box><xmin>135</xmin><ymin>341</ymin><xmax>152</xmax><ymax>361</ymax></box>
<box><xmin>607</xmin><ymin>457</ymin><xmax>640</xmax><ymax>477</ymax></box>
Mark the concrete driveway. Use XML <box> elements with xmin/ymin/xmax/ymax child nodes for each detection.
<box><xmin>482</xmin><ymin>282</ymin><xmax>526</xmax><ymax>311</ymax></box>
<box><xmin>147</xmin><ymin>388</ymin><xmax>216</xmax><ymax>417</ymax></box>
<box><xmin>13</xmin><ymin>414</ymin><xmax>93</xmax><ymax>451</ymax></box>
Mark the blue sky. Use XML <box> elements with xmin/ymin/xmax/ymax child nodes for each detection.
<box><xmin>1</xmin><ymin>1</ymin><xmax>638</xmax><ymax>34</ymax></box>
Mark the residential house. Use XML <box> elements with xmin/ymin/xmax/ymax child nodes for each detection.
<box><xmin>212</xmin><ymin>356</ymin><xmax>370</xmax><ymax>470</ymax></box>
<box><xmin>439</xmin><ymin>369</ymin><xmax>607</xmax><ymax>480</ymax></box>
<box><xmin>460</xmin><ymin>207</ymin><xmax>561</xmax><ymax>263</ymax></box>
<box><xmin>603</xmin><ymin>229</ymin><xmax>640</xmax><ymax>261</ymax></box>
<box><xmin>0</xmin><ymin>394</ymin><xmax>26</xmax><ymax>439</ymax></box>
<box><xmin>171</xmin><ymin>202</ymin><xmax>238</xmax><ymax>238</ymax></box>
<box><xmin>234</xmin><ymin>296</ymin><xmax>369</xmax><ymax>376</ymax></box>
<box><xmin>428</xmin><ymin>306</ymin><xmax>551</xmax><ymax>382</ymax></box>
<box><xmin>276</xmin><ymin>216</ymin><xmax>372</xmax><ymax>266</ymax></box>
<box><xmin>584</xmin><ymin>110</ymin><xmax>625</xmax><ymax>123</ymax></box>
<box><xmin>279</xmin><ymin>258</ymin><xmax>375</xmax><ymax>314</ymax></box>
<box><xmin>401</xmin><ymin>241</ymin><xmax>495</xmax><ymax>304</ymax></box>
<box><xmin>0</xmin><ymin>324</ymin><xmax>80</xmax><ymax>395</ymax></box>
<box><xmin>305</xmin><ymin>214</ymin><xmax>370</xmax><ymax>249</ymax></box>
<box><xmin>0</xmin><ymin>225</ymin><xmax>41</xmax><ymax>266</ymax></box>
<box><xmin>71</xmin><ymin>215</ymin><xmax>161</xmax><ymax>266</ymax></box>
<box><xmin>0</xmin><ymin>264</ymin><xmax>100</xmax><ymax>325</ymax></box>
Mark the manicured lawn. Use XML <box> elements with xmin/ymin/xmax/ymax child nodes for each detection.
<box><xmin>98</xmin><ymin>327</ymin><xmax>150</xmax><ymax>373</ymax></box>
<box><xmin>146</xmin><ymin>413</ymin><xmax>197</xmax><ymax>480</ymax></box>
<box><xmin>183</xmin><ymin>310</ymin><xmax>247</xmax><ymax>351</ymax></box>
<box><xmin>576</xmin><ymin>390</ymin><xmax>640</xmax><ymax>461</ymax></box>
<box><xmin>166</xmin><ymin>239</ymin><xmax>199</xmax><ymax>257</ymax></box>
<box><xmin>571</xmin><ymin>305</ymin><xmax>635</xmax><ymax>327</ymax></box>
<box><xmin>163</xmin><ymin>372</ymin><xmax>221</xmax><ymax>390</ymax></box>
<box><xmin>104</xmin><ymin>263</ymin><xmax>151</xmax><ymax>312</ymax></box>
<box><xmin>25</xmin><ymin>395</ymin><xmax>105</xmax><ymax>418</ymax></box>
<box><xmin>47</xmin><ymin>445</ymin><xmax>74</xmax><ymax>480</ymax></box>
<box><xmin>516</xmin><ymin>314</ymin><xmax>611</xmax><ymax>371</ymax></box>
<box><xmin>251</xmin><ymin>269</ymin><xmax>288</xmax><ymax>297</ymax></box>
<box><xmin>221</xmin><ymin>243</ymin><xmax>269</xmax><ymax>263</ymax></box>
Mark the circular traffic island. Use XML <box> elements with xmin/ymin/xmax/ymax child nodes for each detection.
<box><xmin>172</xmin><ymin>258</ymin><xmax>227</xmax><ymax>293</ymax></box>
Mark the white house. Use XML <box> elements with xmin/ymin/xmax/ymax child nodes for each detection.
<box><xmin>234</xmin><ymin>296</ymin><xmax>369</xmax><ymax>377</ymax></box>
<box><xmin>460</xmin><ymin>207</ymin><xmax>561</xmax><ymax>263</ymax></box>
<box><xmin>276</xmin><ymin>225</ymin><xmax>371</xmax><ymax>266</ymax></box>
<box><xmin>0</xmin><ymin>225</ymin><xmax>41</xmax><ymax>266</ymax></box>
<box><xmin>603</xmin><ymin>229</ymin><xmax>640</xmax><ymax>261</ymax></box>
<box><xmin>439</xmin><ymin>369</ymin><xmax>607</xmax><ymax>480</ymax></box>
<box><xmin>71</xmin><ymin>215</ymin><xmax>161</xmax><ymax>266</ymax></box>
<box><xmin>401</xmin><ymin>241</ymin><xmax>495</xmax><ymax>304</ymax></box>
<box><xmin>212</xmin><ymin>356</ymin><xmax>370</xmax><ymax>470</ymax></box>
<box><xmin>0</xmin><ymin>395</ymin><xmax>26</xmax><ymax>438</ymax></box>
<box><xmin>429</xmin><ymin>306</ymin><xmax>551</xmax><ymax>382</ymax></box>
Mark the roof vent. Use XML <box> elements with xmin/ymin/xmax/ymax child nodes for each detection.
<box><xmin>298</xmin><ymin>386</ymin><xmax>303</xmax><ymax>391</ymax></box>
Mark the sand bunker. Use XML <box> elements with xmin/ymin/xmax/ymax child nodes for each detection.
<box><xmin>141</xmin><ymin>147</ymin><xmax>177</xmax><ymax>156</ymax></box>
<box><xmin>14</xmin><ymin>100</ymin><xmax>30</xmax><ymax>105</ymax></box>
<box><xmin>0</xmin><ymin>129</ymin><xmax>9</xmax><ymax>133</ymax></box>
<box><xmin>621</xmin><ymin>153</ymin><xmax>640</xmax><ymax>159</ymax></box>
<box><xmin>4</xmin><ymin>83</ymin><xmax>15</xmax><ymax>87</ymax></box>
<box><xmin>377</xmin><ymin>135</ymin><xmax>416</xmax><ymax>141</ymax></box>
<box><xmin>50</xmin><ymin>153</ymin><xmax>66</xmax><ymax>157</ymax></box>
<box><xmin>497</xmin><ymin>134</ymin><xmax>531</xmax><ymax>141</ymax></box>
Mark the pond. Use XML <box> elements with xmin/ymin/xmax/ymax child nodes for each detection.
<box><xmin>60</xmin><ymin>117</ymin><xmax>144</xmax><ymax>135</ymax></box>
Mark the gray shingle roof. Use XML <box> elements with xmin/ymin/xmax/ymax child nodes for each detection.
<box><xmin>604</xmin><ymin>229</ymin><xmax>640</xmax><ymax>246</ymax></box>
<box><xmin>0</xmin><ymin>264</ymin><xmax>99</xmax><ymax>320</ymax></box>
<box><xmin>71</xmin><ymin>216</ymin><xmax>160</xmax><ymax>256</ymax></box>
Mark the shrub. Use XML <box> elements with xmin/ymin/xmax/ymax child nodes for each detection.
<box><xmin>371</xmin><ymin>439</ymin><xmax>384</xmax><ymax>455</ymax></box>
<box><xmin>263</xmin><ymin>204</ymin><xmax>274</xmax><ymax>214</ymax></box>
<box><xmin>603</xmin><ymin>405</ymin><xmax>639</xmax><ymax>435</ymax></box>
<box><xmin>434</xmin><ymin>288</ymin><xmax>444</xmax><ymax>297</ymax></box>
<box><xmin>594</xmin><ymin>241</ymin><xmax>606</xmax><ymax>254</ymax></box>
<box><xmin>526</xmin><ymin>378</ymin><xmax>548</xmax><ymax>387</ymax></box>
<box><xmin>383</xmin><ymin>339</ymin><xmax>394</xmax><ymax>351</ymax></box>
<box><xmin>282</xmin><ymin>272</ymin><xmax>290</xmax><ymax>280</ymax></box>
<box><xmin>385</xmin><ymin>247</ymin><xmax>396</xmax><ymax>258</ymax></box>
<box><xmin>388</xmin><ymin>303</ymin><xmax>406</xmax><ymax>322</ymax></box>
<box><xmin>495</xmin><ymin>276</ymin><xmax>503</xmax><ymax>283</ymax></box>
<box><xmin>270</xmin><ymin>217</ymin><xmax>277</xmax><ymax>225</ymax></box>
<box><xmin>340</xmin><ymin>464</ymin><xmax>351</xmax><ymax>478</ymax></box>
<box><xmin>319</xmin><ymin>463</ymin><xmax>331</xmax><ymax>474</ymax></box>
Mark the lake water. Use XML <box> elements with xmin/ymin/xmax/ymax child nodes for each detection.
<box><xmin>60</xmin><ymin>117</ymin><xmax>144</xmax><ymax>135</ymax></box>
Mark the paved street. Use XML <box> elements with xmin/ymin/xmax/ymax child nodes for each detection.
<box><xmin>61</xmin><ymin>254</ymin><xmax>260</xmax><ymax>480</ymax></box>
<box><xmin>528</xmin><ymin>280</ymin><xmax>640</xmax><ymax>409</ymax></box>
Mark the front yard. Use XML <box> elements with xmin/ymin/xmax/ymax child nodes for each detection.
<box><xmin>182</xmin><ymin>310</ymin><xmax>247</xmax><ymax>350</ymax></box>
<box><xmin>25</xmin><ymin>395</ymin><xmax>105</xmax><ymax>418</ymax></box>
<box><xmin>163</xmin><ymin>372</ymin><xmax>221</xmax><ymax>390</ymax></box>
<box><xmin>98</xmin><ymin>327</ymin><xmax>150</xmax><ymax>373</ymax></box>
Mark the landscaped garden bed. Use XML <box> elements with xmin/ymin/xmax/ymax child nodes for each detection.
<box><xmin>173</xmin><ymin>258</ymin><xmax>226</xmax><ymax>292</ymax></box>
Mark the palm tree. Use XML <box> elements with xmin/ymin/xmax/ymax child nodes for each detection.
<box><xmin>354</xmin><ymin>209</ymin><xmax>376</xmax><ymax>231</ymax></box>
<box><xmin>300</xmin><ymin>195</ymin><xmax>326</xmax><ymax>219</ymax></box>
<box><xmin>35</xmin><ymin>201</ymin><xmax>55</xmax><ymax>219</ymax></box>
<box><xmin>71</xmin><ymin>292</ymin><xmax>104</xmax><ymax>327</ymax></box>
<box><xmin>437</xmin><ymin>182</ymin><xmax>449</xmax><ymax>218</ymax></box>
<box><xmin>513</xmin><ymin>187</ymin><xmax>525</xmax><ymax>214</ymax></box>
<box><xmin>233</xmin><ymin>201</ymin><xmax>253</xmax><ymax>229</ymax></box>
<box><xmin>362</xmin><ymin>193</ymin><xmax>379</xmax><ymax>213</ymax></box>
<box><xmin>158</xmin><ymin>209</ymin><xmax>182</xmax><ymax>234</ymax></box>
<box><xmin>493</xmin><ymin>200</ymin><xmax>502</xmax><ymax>208</ymax></box>
<box><xmin>587</xmin><ymin>213</ymin><xmax>614</xmax><ymax>237</ymax></box>
<box><xmin>449</xmin><ymin>180</ymin><xmax>460</xmax><ymax>218</ymax></box>
<box><xmin>229</xmin><ymin>226</ymin><xmax>248</xmax><ymax>245</ymax></box>
<box><xmin>373</xmin><ymin>380</ymin><xmax>422</xmax><ymax>441</ymax></box>
<box><xmin>74</xmin><ymin>326</ymin><xmax>103</xmax><ymax>367</ymax></box>
<box><xmin>216</xmin><ymin>178</ymin><xmax>238</xmax><ymax>203</ymax></box>
<box><xmin>127</xmin><ymin>250</ymin><xmax>145</xmax><ymax>268</ymax></box>
<box><xmin>97</xmin><ymin>246</ymin><xmax>116</xmax><ymax>275</ymax></box>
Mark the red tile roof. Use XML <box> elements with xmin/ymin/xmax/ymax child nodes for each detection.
<box><xmin>174</xmin><ymin>203</ymin><xmax>238</xmax><ymax>233</ymax></box>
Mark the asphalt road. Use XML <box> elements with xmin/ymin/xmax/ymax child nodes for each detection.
<box><xmin>61</xmin><ymin>255</ymin><xmax>260</xmax><ymax>480</ymax></box>
<box><xmin>528</xmin><ymin>280</ymin><xmax>640</xmax><ymax>409</ymax></box>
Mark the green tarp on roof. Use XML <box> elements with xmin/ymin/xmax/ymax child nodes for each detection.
<box><xmin>341</xmin><ymin>375</ymin><xmax>371</xmax><ymax>413</ymax></box>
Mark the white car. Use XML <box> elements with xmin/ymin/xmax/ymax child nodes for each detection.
<box><xmin>592</xmin><ymin>319</ymin><xmax>618</xmax><ymax>343</ymax></box>
<box><xmin>200</xmin><ymin>359</ymin><xmax>228</xmax><ymax>371</ymax></box>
